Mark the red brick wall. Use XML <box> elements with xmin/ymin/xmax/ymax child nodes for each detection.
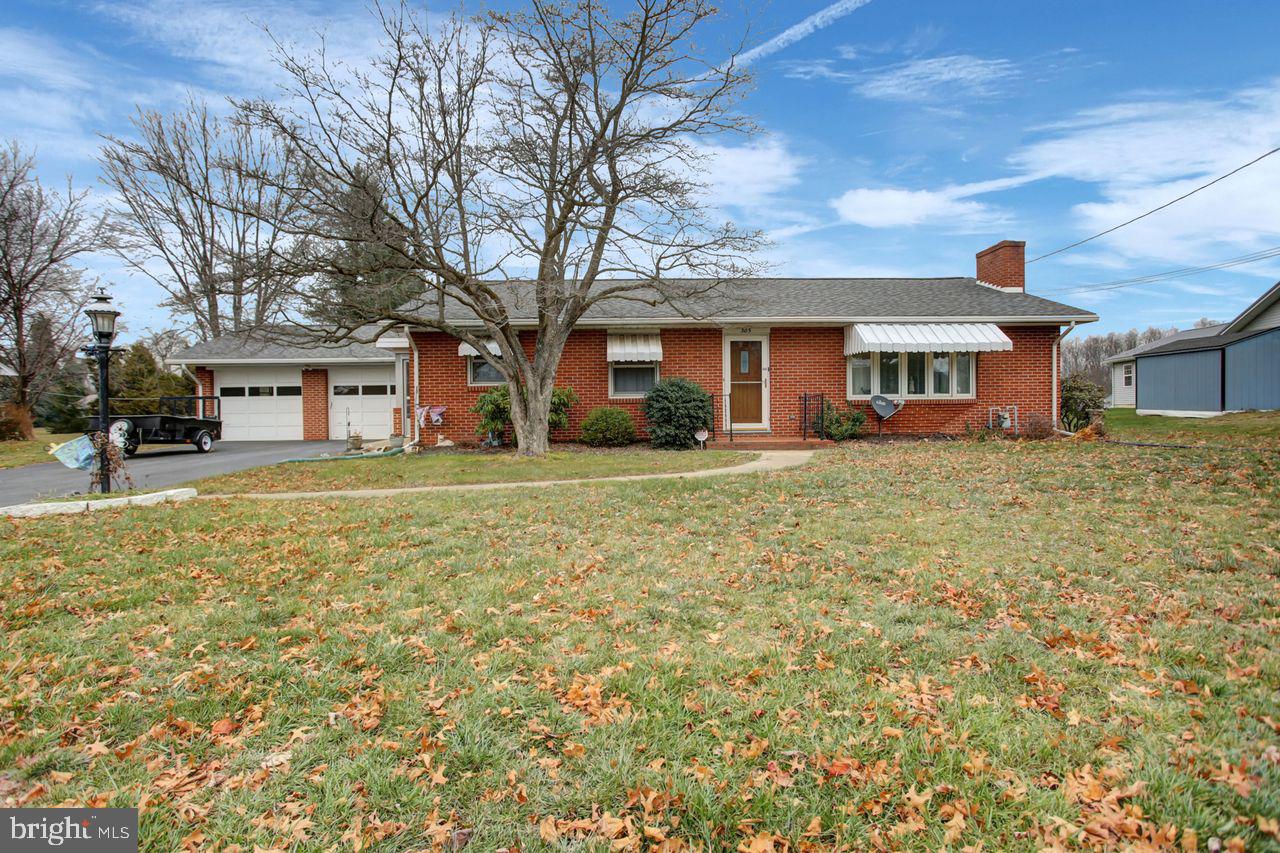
<box><xmin>391</xmin><ymin>406</ymin><xmax>403</xmax><ymax>437</ymax></box>
<box><xmin>410</xmin><ymin>324</ymin><xmax>1059</xmax><ymax>442</ymax></box>
<box><xmin>848</xmin><ymin>326</ymin><xmax>1059</xmax><ymax>433</ymax></box>
<box><xmin>976</xmin><ymin>240</ymin><xmax>1026</xmax><ymax>290</ymax></box>
<box><xmin>302</xmin><ymin>368</ymin><xmax>329</xmax><ymax>440</ymax></box>
<box><xmin>194</xmin><ymin>366</ymin><xmax>216</xmax><ymax>416</ymax></box>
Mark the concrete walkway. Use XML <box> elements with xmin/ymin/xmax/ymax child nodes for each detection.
<box><xmin>198</xmin><ymin>449</ymin><xmax>816</xmax><ymax>501</ymax></box>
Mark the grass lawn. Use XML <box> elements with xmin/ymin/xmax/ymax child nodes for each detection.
<box><xmin>1105</xmin><ymin>408</ymin><xmax>1280</xmax><ymax>448</ymax></box>
<box><xmin>1</xmin><ymin>439</ymin><xmax>1277</xmax><ymax>850</ymax></box>
<box><xmin>0</xmin><ymin>428</ymin><xmax>79</xmax><ymax>469</ymax></box>
<box><xmin>190</xmin><ymin>447</ymin><xmax>756</xmax><ymax>494</ymax></box>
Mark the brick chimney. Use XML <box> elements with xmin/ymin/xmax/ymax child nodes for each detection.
<box><xmin>976</xmin><ymin>240</ymin><xmax>1026</xmax><ymax>291</ymax></box>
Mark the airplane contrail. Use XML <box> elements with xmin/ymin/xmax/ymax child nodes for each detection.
<box><xmin>738</xmin><ymin>0</ymin><xmax>875</xmax><ymax>66</ymax></box>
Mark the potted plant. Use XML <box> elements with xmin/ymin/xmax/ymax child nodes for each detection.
<box><xmin>347</xmin><ymin>431</ymin><xmax>363</xmax><ymax>451</ymax></box>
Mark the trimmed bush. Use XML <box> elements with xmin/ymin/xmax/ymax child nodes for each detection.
<box><xmin>579</xmin><ymin>406</ymin><xmax>636</xmax><ymax>447</ymax></box>
<box><xmin>642</xmin><ymin>378</ymin><xmax>711</xmax><ymax>450</ymax></box>
<box><xmin>811</xmin><ymin>400</ymin><xmax>866</xmax><ymax>442</ymax></box>
<box><xmin>1060</xmin><ymin>373</ymin><xmax>1105</xmax><ymax>432</ymax></box>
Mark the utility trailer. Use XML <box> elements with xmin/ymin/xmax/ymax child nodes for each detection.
<box><xmin>87</xmin><ymin>396</ymin><xmax>222</xmax><ymax>456</ymax></box>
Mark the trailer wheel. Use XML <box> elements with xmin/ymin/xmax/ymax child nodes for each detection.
<box><xmin>194</xmin><ymin>431</ymin><xmax>214</xmax><ymax>453</ymax></box>
<box><xmin>124</xmin><ymin>441</ymin><xmax>139</xmax><ymax>457</ymax></box>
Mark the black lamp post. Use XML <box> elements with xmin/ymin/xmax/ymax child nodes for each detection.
<box><xmin>83</xmin><ymin>290</ymin><xmax>120</xmax><ymax>493</ymax></box>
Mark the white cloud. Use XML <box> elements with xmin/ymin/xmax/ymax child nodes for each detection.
<box><xmin>739</xmin><ymin>0</ymin><xmax>874</xmax><ymax>66</ymax></box>
<box><xmin>91</xmin><ymin>0</ymin><xmax>385</xmax><ymax>91</ymax></box>
<box><xmin>830</xmin><ymin>186</ymin><xmax>1006</xmax><ymax>230</ymax></box>
<box><xmin>1012</xmin><ymin>82</ymin><xmax>1280</xmax><ymax>263</ymax></box>
<box><xmin>855</xmin><ymin>55</ymin><xmax>1018</xmax><ymax>101</ymax></box>
<box><xmin>694</xmin><ymin>137</ymin><xmax>804</xmax><ymax>211</ymax></box>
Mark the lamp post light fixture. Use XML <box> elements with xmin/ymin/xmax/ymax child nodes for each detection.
<box><xmin>83</xmin><ymin>289</ymin><xmax>121</xmax><ymax>493</ymax></box>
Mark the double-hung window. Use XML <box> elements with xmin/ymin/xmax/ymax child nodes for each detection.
<box><xmin>610</xmin><ymin>363</ymin><xmax>658</xmax><ymax>398</ymax></box>
<box><xmin>848</xmin><ymin>351</ymin><xmax>976</xmax><ymax>399</ymax></box>
<box><xmin>1122</xmin><ymin>363</ymin><xmax>1133</xmax><ymax>387</ymax></box>
<box><xmin>468</xmin><ymin>357</ymin><xmax>504</xmax><ymax>386</ymax></box>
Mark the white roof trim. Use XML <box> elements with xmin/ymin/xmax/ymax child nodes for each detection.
<box><xmin>1225</xmin><ymin>279</ymin><xmax>1280</xmax><ymax>334</ymax></box>
<box><xmin>412</xmin><ymin>314</ymin><xmax>1096</xmax><ymax>331</ymax></box>
<box><xmin>844</xmin><ymin>322</ymin><xmax>1013</xmax><ymax>355</ymax></box>
<box><xmin>458</xmin><ymin>340</ymin><xmax>502</xmax><ymax>357</ymax></box>
<box><xmin>375</xmin><ymin>336</ymin><xmax>410</xmax><ymax>350</ymax></box>
<box><xmin>165</xmin><ymin>356</ymin><xmax>393</xmax><ymax>366</ymax></box>
<box><xmin>606</xmin><ymin>332</ymin><xmax>663</xmax><ymax>362</ymax></box>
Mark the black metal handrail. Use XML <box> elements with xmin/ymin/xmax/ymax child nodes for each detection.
<box><xmin>800</xmin><ymin>392</ymin><xmax>828</xmax><ymax>440</ymax></box>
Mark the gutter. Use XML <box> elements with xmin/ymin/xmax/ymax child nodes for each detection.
<box><xmin>1052</xmin><ymin>321</ymin><xmax>1078</xmax><ymax>429</ymax></box>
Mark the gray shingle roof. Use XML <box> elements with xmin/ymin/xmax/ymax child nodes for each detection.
<box><xmin>1104</xmin><ymin>323</ymin><xmax>1228</xmax><ymax>363</ymax></box>
<box><xmin>1137</xmin><ymin>326</ymin><xmax>1272</xmax><ymax>357</ymax></box>
<box><xmin>406</xmin><ymin>277</ymin><xmax>1096</xmax><ymax>324</ymax></box>
<box><xmin>168</xmin><ymin>328</ymin><xmax>393</xmax><ymax>364</ymax></box>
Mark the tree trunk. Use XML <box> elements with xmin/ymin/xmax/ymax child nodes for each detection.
<box><xmin>509</xmin><ymin>380</ymin><xmax>553</xmax><ymax>457</ymax></box>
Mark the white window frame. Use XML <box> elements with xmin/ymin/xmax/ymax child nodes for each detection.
<box><xmin>608</xmin><ymin>361</ymin><xmax>659</xmax><ymax>399</ymax></box>
<box><xmin>467</xmin><ymin>356</ymin><xmax>504</xmax><ymax>387</ymax></box>
<box><xmin>1122</xmin><ymin>363</ymin><xmax>1134</xmax><ymax>387</ymax></box>
<box><xmin>847</xmin><ymin>351</ymin><xmax>977</xmax><ymax>400</ymax></box>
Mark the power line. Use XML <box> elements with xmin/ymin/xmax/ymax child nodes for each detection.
<box><xmin>1044</xmin><ymin>244</ymin><xmax>1280</xmax><ymax>296</ymax></box>
<box><xmin>1028</xmin><ymin>144</ymin><xmax>1280</xmax><ymax>264</ymax></box>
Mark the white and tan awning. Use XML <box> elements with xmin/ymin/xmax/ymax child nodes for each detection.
<box><xmin>606</xmin><ymin>333</ymin><xmax>663</xmax><ymax>362</ymax></box>
<box><xmin>457</xmin><ymin>340</ymin><xmax>502</xmax><ymax>357</ymax></box>
<box><xmin>844</xmin><ymin>323</ymin><xmax>1012</xmax><ymax>355</ymax></box>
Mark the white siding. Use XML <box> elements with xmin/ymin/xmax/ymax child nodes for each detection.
<box><xmin>1111</xmin><ymin>361</ymin><xmax>1136</xmax><ymax>407</ymax></box>
<box><xmin>1240</xmin><ymin>297</ymin><xmax>1280</xmax><ymax>333</ymax></box>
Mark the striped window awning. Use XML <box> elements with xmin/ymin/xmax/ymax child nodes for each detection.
<box><xmin>844</xmin><ymin>323</ymin><xmax>1012</xmax><ymax>355</ymax></box>
<box><xmin>457</xmin><ymin>340</ymin><xmax>502</xmax><ymax>357</ymax></box>
<box><xmin>606</xmin><ymin>333</ymin><xmax>663</xmax><ymax>362</ymax></box>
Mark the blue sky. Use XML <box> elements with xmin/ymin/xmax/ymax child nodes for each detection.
<box><xmin>5</xmin><ymin>0</ymin><xmax>1279</xmax><ymax>338</ymax></box>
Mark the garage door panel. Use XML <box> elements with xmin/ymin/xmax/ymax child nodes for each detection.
<box><xmin>215</xmin><ymin>367</ymin><xmax>305</xmax><ymax>441</ymax></box>
<box><xmin>328</xmin><ymin>367</ymin><xmax>394</xmax><ymax>440</ymax></box>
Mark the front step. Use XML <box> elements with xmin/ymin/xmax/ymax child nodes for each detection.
<box><xmin>708</xmin><ymin>435</ymin><xmax>835</xmax><ymax>450</ymax></box>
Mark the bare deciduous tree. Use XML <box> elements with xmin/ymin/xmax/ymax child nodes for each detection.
<box><xmin>231</xmin><ymin>0</ymin><xmax>763</xmax><ymax>455</ymax></box>
<box><xmin>0</xmin><ymin>140</ymin><xmax>101</xmax><ymax>435</ymax></box>
<box><xmin>100</xmin><ymin>99</ymin><xmax>303</xmax><ymax>341</ymax></box>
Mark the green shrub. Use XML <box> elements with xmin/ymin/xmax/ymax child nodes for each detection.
<box><xmin>579</xmin><ymin>406</ymin><xmax>636</xmax><ymax>447</ymax></box>
<box><xmin>811</xmin><ymin>399</ymin><xmax>866</xmax><ymax>441</ymax></box>
<box><xmin>1061</xmin><ymin>373</ymin><xmax>1105</xmax><ymax>432</ymax></box>
<box><xmin>470</xmin><ymin>384</ymin><xmax>577</xmax><ymax>443</ymax></box>
<box><xmin>641</xmin><ymin>378</ymin><xmax>711</xmax><ymax>450</ymax></box>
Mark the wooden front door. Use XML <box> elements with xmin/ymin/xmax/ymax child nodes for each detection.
<box><xmin>729</xmin><ymin>340</ymin><xmax>764</xmax><ymax>425</ymax></box>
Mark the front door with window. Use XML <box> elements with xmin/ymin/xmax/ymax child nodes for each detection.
<box><xmin>728</xmin><ymin>339</ymin><xmax>766</xmax><ymax>427</ymax></box>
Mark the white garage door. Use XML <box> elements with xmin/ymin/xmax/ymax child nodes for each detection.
<box><xmin>216</xmin><ymin>367</ymin><xmax>305</xmax><ymax>441</ymax></box>
<box><xmin>329</xmin><ymin>366</ymin><xmax>395</xmax><ymax>440</ymax></box>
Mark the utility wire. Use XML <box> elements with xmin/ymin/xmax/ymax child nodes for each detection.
<box><xmin>1044</xmin><ymin>244</ymin><xmax>1280</xmax><ymax>296</ymax></box>
<box><xmin>1028</xmin><ymin>145</ymin><xmax>1280</xmax><ymax>264</ymax></box>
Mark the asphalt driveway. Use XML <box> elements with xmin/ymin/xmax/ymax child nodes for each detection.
<box><xmin>0</xmin><ymin>440</ymin><xmax>346</xmax><ymax>507</ymax></box>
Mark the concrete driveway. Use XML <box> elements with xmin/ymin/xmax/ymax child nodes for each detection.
<box><xmin>0</xmin><ymin>440</ymin><xmax>346</xmax><ymax>507</ymax></box>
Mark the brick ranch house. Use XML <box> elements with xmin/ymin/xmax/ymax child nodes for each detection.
<box><xmin>168</xmin><ymin>240</ymin><xmax>1097</xmax><ymax>443</ymax></box>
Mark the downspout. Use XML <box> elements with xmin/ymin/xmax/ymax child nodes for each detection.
<box><xmin>1052</xmin><ymin>321</ymin><xmax>1078</xmax><ymax>431</ymax></box>
<box><xmin>407</xmin><ymin>324</ymin><xmax>420</xmax><ymax>446</ymax></box>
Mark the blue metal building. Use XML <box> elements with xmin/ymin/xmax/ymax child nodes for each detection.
<box><xmin>1131</xmin><ymin>282</ymin><xmax>1280</xmax><ymax>416</ymax></box>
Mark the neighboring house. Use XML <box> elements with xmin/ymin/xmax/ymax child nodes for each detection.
<box><xmin>1105</xmin><ymin>281</ymin><xmax>1280</xmax><ymax>417</ymax></box>
<box><xmin>0</xmin><ymin>364</ymin><xmax>15</xmax><ymax>377</ymax></box>
<box><xmin>1104</xmin><ymin>324</ymin><xmax>1227</xmax><ymax>408</ymax></box>
<box><xmin>169</xmin><ymin>240</ymin><xmax>1099</xmax><ymax>442</ymax></box>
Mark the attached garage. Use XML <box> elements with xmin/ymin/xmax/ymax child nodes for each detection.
<box><xmin>215</xmin><ymin>367</ymin><xmax>305</xmax><ymax>440</ymax></box>
<box><xmin>168</xmin><ymin>330</ymin><xmax>400</xmax><ymax>442</ymax></box>
<box><xmin>328</xmin><ymin>365</ymin><xmax>396</xmax><ymax>441</ymax></box>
